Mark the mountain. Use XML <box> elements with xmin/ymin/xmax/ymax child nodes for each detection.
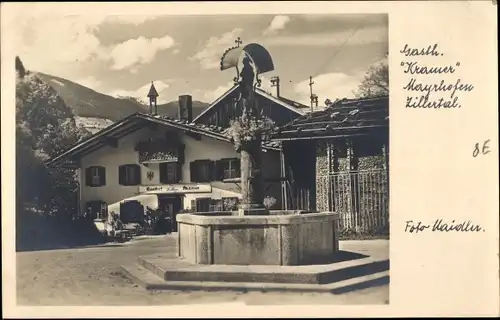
<box><xmin>36</xmin><ymin>73</ymin><xmax>147</xmax><ymax>122</ymax></box>
<box><xmin>35</xmin><ymin>72</ymin><xmax>211</xmax><ymax>125</ymax></box>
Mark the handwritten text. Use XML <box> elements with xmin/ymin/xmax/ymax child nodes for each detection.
<box><xmin>400</xmin><ymin>43</ymin><xmax>474</xmax><ymax>109</ymax></box>
<box><xmin>405</xmin><ymin>219</ymin><xmax>484</xmax><ymax>233</ymax></box>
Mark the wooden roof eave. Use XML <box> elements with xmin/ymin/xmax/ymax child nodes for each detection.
<box><xmin>271</xmin><ymin>125</ymin><xmax>388</xmax><ymax>141</ymax></box>
<box><xmin>46</xmin><ymin>113</ymin><xmax>145</xmax><ymax>166</ymax></box>
<box><xmin>279</xmin><ymin>124</ymin><xmax>387</xmax><ymax>134</ymax></box>
<box><xmin>47</xmin><ymin>112</ymin><xmax>283</xmax><ymax>168</ymax></box>
<box><xmin>136</xmin><ymin>113</ymin><xmax>231</xmax><ymax>143</ymax></box>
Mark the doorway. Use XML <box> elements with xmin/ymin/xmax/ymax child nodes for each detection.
<box><xmin>157</xmin><ymin>195</ymin><xmax>183</xmax><ymax>232</ymax></box>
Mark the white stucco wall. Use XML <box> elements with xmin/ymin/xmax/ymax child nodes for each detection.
<box><xmin>79</xmin><ymin>125</ymin><xmax>283</xmax><ymax>214</ymax></box>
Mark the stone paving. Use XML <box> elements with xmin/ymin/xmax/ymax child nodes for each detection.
<box><xmin>16</xmin><ymin>234</ymin><xmax>389</xmax><ymax>305</ymax></box>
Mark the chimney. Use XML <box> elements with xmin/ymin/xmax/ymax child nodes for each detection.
<box><xmin>147</xmin><ymin>82</ymin><xmax>159</xmax><ymax>115</ymax></box>
<box><xmin>178</xmin><ymin>95</ymin><xmax>193</xmax><ymax>122</ymax></box>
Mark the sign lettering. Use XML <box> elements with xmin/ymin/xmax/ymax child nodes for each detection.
<box><xmin>139</xmin><ymin>184</ymin><xmax>212</xmax><ymax>194</ymax></box>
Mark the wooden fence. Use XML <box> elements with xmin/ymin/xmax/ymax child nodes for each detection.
<box><xmin>317</xmin><ymin>169</ymin><xmax>389</xmax><ymax>234</ymax></box>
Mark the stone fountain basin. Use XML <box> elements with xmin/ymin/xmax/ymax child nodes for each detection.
<box><xmin>176</xmin><ymin>211</ymin><xmax>340</xmax><ymax>266</ymax></box>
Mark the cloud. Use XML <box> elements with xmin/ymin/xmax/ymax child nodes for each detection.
<box><xmin>172</xmin><ymin>48</ymin><xmax>181</xmax><ymax>55</ymax></box>
<box><xmin>109</xmin><ymin>35</ymin><xmax>175</xmax><ymax>71</ymax></box>
<box><xmin>190</xmin><ymin>28</ymin><xmax>243</xmax><ymax>70</ymax></box>
<box><xmin>263</xmin><ymin>25</ymin><xmax>387</xmax><ymax>47</ymax></box>
<box><xmin>201</xmin><ymin>81</ymin><xmax>235</xmax><ymax>103</ymax></box>
<box><xmin>104</xmin><ymin>15</ymin><xmax>156</xmax><ymax>26</ymax></box>
<box><xmin>13</xmin><ymin>13</ymin><xmax>172</xmax><ymax>76</ymax></box>
<box><xmin>107</xmin><ymin>81</ymin><xmax>171</xmax><ymax>104</ymax></box>
<box><xmin>14</xmin><ymin>15</ymin><xmax>104</xmax><ymax>74</ymax></box>
<box><xmin>293</xmin><ymin>73</ymin><xmax>363</xmax><ymax>107</ymax></box>
<box><xmin>263</xmin><ymin>15</ymin><xmax>291</xmax><ymax>35</ymax></box>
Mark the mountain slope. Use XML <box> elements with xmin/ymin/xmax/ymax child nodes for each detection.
<box><xmin>36</xmin><ymin>73</ymin><xmax>211</xmax><ymax>123</ymax></box>
<box><xmin>36</xmin><ymin>73</ymin><xmax>147</xmax><ymax>121</ymax></box>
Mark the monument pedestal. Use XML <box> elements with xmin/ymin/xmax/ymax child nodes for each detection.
<box><xmin>176</xmin><ymin>211</ymin><xmax>340</xmax><ymax>266</ymax></box>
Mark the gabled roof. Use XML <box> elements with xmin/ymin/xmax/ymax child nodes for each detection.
<box><xmin>274</xmin><ymin>95</ymin><xmax>311</xmax><ymax>110</ymax></box>
<box><xmin>192</xmin><ymin>85</ymin><xmax>306</xmax><ymax>122</ymax></box>
<box><xmin>255</xmin><ymin>88</ymin><xmax>308</xmax><ymax>115</ymax></box>
<box><xmin>272</xmin><ymin>95</ymin><xmax>389</xmax><ymax>141</ymax></box>
<box><xmin>48</xmin><ymin>112</ymin><xmax>282</xmax><ymax>168</ymax></box>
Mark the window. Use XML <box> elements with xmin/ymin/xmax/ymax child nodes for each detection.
<box><xmin>190</xmin><ymin>160</ymin><xmax>214</xmax><ymax>182</ymax></box>
<box><xmin>85</xmin><ymin>166</ymin><xmax>106</xmax><ymax>187</ymax></box>
<box><xmin>223</xmin><ymin>158</ymin><xmax>240</xmax><ymax>179</ymax></box>
<box><xmin>159</xmin><ymin>162</ymin><xmax>181</xmax><ymax>184</ymax></box>
<box><xmin>215</xmin><ymin>158</ymin><xmax>240</xmax><ymax>180</ymax></box>
<box><xmin>119</xmin><ymin>164</ymin><xmax>141</xmax><ymax>186</ymax></box>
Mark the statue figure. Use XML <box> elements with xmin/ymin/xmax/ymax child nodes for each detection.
<box><xmin>238</xmin><ymin>55</ymin><xmax>256</xmax><ymax>119</ymax></box>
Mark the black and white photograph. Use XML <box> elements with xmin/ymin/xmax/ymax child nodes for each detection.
<box><xmin>14</xmin><ymin>11</ymin><xmax>389</xmax><ymax>306</ymax></box>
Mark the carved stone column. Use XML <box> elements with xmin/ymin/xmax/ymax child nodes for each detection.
<box><xmin>238</xmin><ymin>135</ymin><xmax>266</xmax><ymax>215</ymax></box>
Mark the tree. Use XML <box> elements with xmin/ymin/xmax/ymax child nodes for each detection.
<box><xmin>16</xmin><ymin>56</ymin><xmax>26</xmax><ymax>78</ymax></box>
<box><xmin>15</xmin><ymin>57</ymin><xmax>91</xmax><ymax>218</ymax></box>
<box><xmin>354</xmin><ymin>61</ymin><xmax>389</xmax><ymax>98</ymax></box>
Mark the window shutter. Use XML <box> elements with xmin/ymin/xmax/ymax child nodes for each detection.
<box><xmin>134</xmin><ymin>165</ymin><xmax>141</xmax><ymax>185</ymax></box>
<box><xmin>176</xmin><ymin>163</ymin><xmax>182</xmax><ymax>183</ymax></box>
<box><xmin>118</xmin><ymin>165</ymin><xmax>126</xmax><ymax>185</ymax></box>
<box><xmin>235</xmin><ymin>158</ymin><xmax>241</xmax><ymax>178</ymax></box>
<box><xmin>209</xmin><ymin>160</ymin><xmax>217</xmax><ymax>181</ymax></box>
<box><xmin>159</xmin><ymin>163</ymin><xmax>167</xmax><ymax>184</ymax></box>
<box><xmin>190</xmin><ymin>161</ymin><xmax>197</xmax><ymax>182</ymax></box>
<box><xmin>98</xmin><ymin>167</ymin><xmax>106</xmax><ymax>186</ymax></box>
<box><xmin>215</xmin><ymin>160</ymin><xmax>225</xmax><ymax>181</ymax></box>
<box><xmin>85</xmin><ymin>168</ymin><xmax>92</xmax><ymax>186</ymax></box>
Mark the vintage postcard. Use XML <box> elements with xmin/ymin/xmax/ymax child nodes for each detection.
<box><xmin>1</xmin><ymin>1</ymin><xmax>498</xmax><ymax>318</ymax></box>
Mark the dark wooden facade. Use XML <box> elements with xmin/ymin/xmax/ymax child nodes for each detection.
<box><xmin>194</xmin><ymin>87</ymin><xmax>305</xmax><ymax>129</ymax></box>
<box><xmin>272</xmin><ymin>96</ymin><xmax>389</xmax><ymax>216</ymax></box>
<box><xmin>280</xmin><ymin>140</ymin><xmax>317</xmax><ymax>211</ymax></box>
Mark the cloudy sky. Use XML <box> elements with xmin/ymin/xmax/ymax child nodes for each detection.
<box><xmin>14</xmin><ymin>13</ymin><xmax>388</xmax><ymax>105</ymax></box>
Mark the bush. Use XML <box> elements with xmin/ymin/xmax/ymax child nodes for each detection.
<box><xmin>226</xmin><ymin>116</ymin><xmax>274</xmax><ymax>151</ymax></box>
<box><xmin>223</xmin><ymin>198</ymin><xmax>239</xmax><ymax>211</ymax></box>
<box><xmin>263</xmin><ymin>196</ymin><xmax>277</xmax><ymax>209</ymax></box>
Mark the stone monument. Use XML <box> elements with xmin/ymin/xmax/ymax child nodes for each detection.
<box><xmin>175</xmin><ymin>42</ymin><xmax>339</xmax><ymax>266</ymax></box>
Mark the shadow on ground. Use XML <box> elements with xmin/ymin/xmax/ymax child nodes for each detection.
<box><xmin>16</xmin><ymin>212</ymin><xmax>110</xmax><ymax>252</ymax></box>
<box><xmin>305</xmin><ymin>250</ymin><xmax>369</xmax><ymax>265</ymax></box>
<box><xmin>319</xmin><ymin>258</ymin><xmax>389</xmax><ymax>283</ymax></box>
<box><xmin>330</xmin><ymin>274</ymin><xmax>390</xmax><ymax>294</ymax></box>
